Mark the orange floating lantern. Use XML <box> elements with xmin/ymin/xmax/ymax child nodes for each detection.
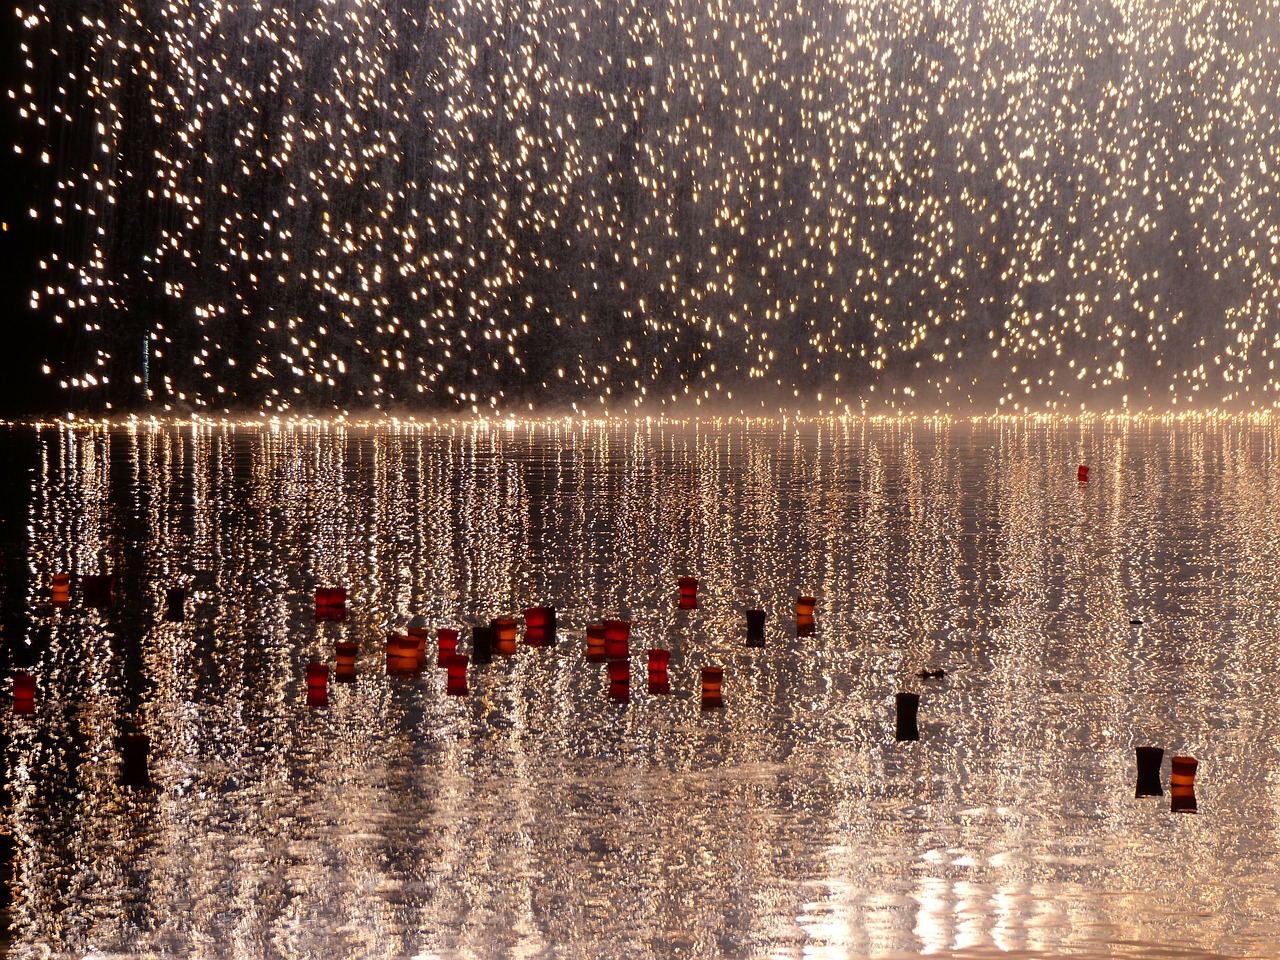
<box><xmin>608</xmin><ymin>660</ymin><xmax>630</xmax><ymax>701</ymax></box>
<box><xmin>492</xmin><ymin>617</ymin><xmax>519</xmax><ymax>656</ymax></box>
<box><xmin>50</xmin><ymin>573</ymin><xmax>70</xmax><ymax>607</ymax></box>
<box><xmin>701</xmin><ymin>665</ymin><xmax>724</xmax><ymax>708</ymax></box>
<box><xmin>315</xmin><ymin>586</ymin><xmax>347</xmax><ymax>622</ymax></box>
<box><xmin>1077</xmin><ymin>464</ymin><xmax>1090</xmax><ymax>483</ymax></box>
<box><xmin>446</xmin><ymin>653</ymin><xmax>469</xmax><ymax>695</ymax></box>
<box><xmin>895</xmin><ymin>692</ymin><xmax>920</xmax><ymax>741</ymax></box>
<box><xmin>13</xmin><ymin>673</ymin><xmax>35</xmax><ymax>715</ymax></box>
<box><xmin>82</xmin><ymin>574</ymin><xmax>115</xmax><ymax>609</ymax></box>
<box><xmin>306</xmin><ymin>662</ymin><xmax>329</xmax><ymax>707</ymax></box>
<box><xmin>164</xmin><ymin>587</ymin><xmax>186</xmax><ymax>623</ymax></box>
<box><xmin>437</xmin><ymin>628</ymin><xmax>459</xmax><ymax>667</ymax></box>
<box><xmin>1135</xmin><ymin>746</ymin><xmax>1163</xmax><ymax>797</ymax></box>
<box><xmin>386</xmin><ymin>632</ymin><xmax>422</xmax><ymax>674</ymax></box>
<box><xmin>1170</xmin><ymin>755</ymin><xmax>1198</xmax><ymax>813</ymax></box>
<box><xmin>334</xmin><ymin>641</ymin><xmax>358</xmax><ymax>682</ymax></box>
<box><xmin>678</xmin><ymin>576</ymin><xmax>699</xmax><ymax>610</ymax></box>
<box><xmin>604</xmin><ymin>619</ymin><xmax>631</xmax><ymax>660</ymax></box>
<box><xmin>585</xmin><ymin>623</ymin><xmax>606</xmax><ymax>662</ymax></box>
<box><xmin>647</xmin><ymin>649</ymin><xmax>670</xmax><ymax>695</ymax></box>
<box><xmin>120</xmin><ymin>733</ymin><xmax>152</xmax><ymax>788</ymax></box>
<box><xmin>796</xmin><ymin>595</ymin><xmax>816</xmax><ymax>636</ymax></box>
<box><xmin>407</xmin><ymin>620</ymin><xmax>429</xmax><ymax>663</ymax></box>
<box><xmin>745</xmin><ymin>609</ymin><xmax>765</xmax><ymax>646</ymax></box>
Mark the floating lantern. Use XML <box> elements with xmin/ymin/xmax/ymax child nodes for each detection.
<box><xmin>745</xmin><ymin>609</ymin><xmax>766</xmax><ymax>646</ymax></box>
<box><xmin>1077</xmin><ymin>464</ymin><xmax>1090</xmax><ymax>483</ymax></box>
<box><xmin>608</xmin><ymin>661</ymin><xmax>630</xmax><ymax>701</ymax></box>
<box><xmin>120</xmin><ymin>733</ymin><xmax>152</xmax><ymax>788</ymax></box>
<box><xmin>82</xmin><ymin>574</ymin><xmax>115</xmax><ymax>609</ymax></box>
<box><xmin>604</xmin><ymin>619</ymin><xmax>631</xmax><ymax>660</ymax></box>
<box><xmin>1135</xmin><ymin>746</ymin><xmax>1163</xmax><ymax>797</ymax></box>
<box><xmin>446</xmin><ymin>653</ymin><xmax>469</xmax><ymax>695</ymax></box>
<box><xmin>437</xmin><ymin>628</ymin><xmax>459</xmax><ymax>667</ymax></box>
<box><xmin>315</xmin><ymin>587</ymin><xmax>347</xmax><ymax>622</ymax></box>
<box><xmin>334</xmin><ymin>641</ymin><xmax>358</xmax><ymax>682</ymax></box>
<box><xmin>13</xmin><ymin>673</ymin><xmax>35</xmax><ymax>715</ymax></box>
<box><xmin>1170</xmin><ymin>755</ymin><xmax>1198</xmax><ymax>813</ymax></box>
<box><xmin>492</xmin><ymin>617</ymin><xmax>519</xmax><ymax>656</ymax></box>
<box><xmin>164</xmin><ymin>587</ymin><xmax>186</xmax><ymax>623</ymax></box>
<box><xmin>678</xmin><ymin>577</ymin><xmax>699</xmax><ymax>610</ymax></box>
<box><xmin>50</xmin><ymin>573</ymin><xmax>70</xmax><ymax>607</ymax></box>
<box><xmin>472</xmin><ymin>625</ymin><xmax>495</xmax><ymax>665</ymax></box>
<box><xmin>585</xmin><ymin>624</ymin><xmax>607</xmax><ymax>662</ymax></box>
<box><xmin>407</xmin><ymin>620</ymin><xmax>429</xmax><ymax>663</ymax></box>
<box><xmin>522</xmin><ymin>606</ymin><xmax>556</xmax><ymax>646</ymax></box>
<box><xmin>648</xmin><ymin>649</ymin><xmax>671</xmax><ymax>695</ymax></box>
<box><xmin>306</xmin><ymin>663</ymin><xmax>329</xmax><ymax>707</ymax></box>
<box><xmin>701</xmin><ymin>666</ymin><xmax>724</xmax><ymax>708</ymax></box>
<box><xmin>796</xmin><ymin>595</ymin><xmax>816</xmax><ymax>636</ymax></box>
<box><xmin>386</xmin><ymin>633</ymin><xmax>421</xmax><ymax>674</ymax></box>
<box><xmin>895</xmin><ymin>692</ymin><xmax>920</xmax><ymax>741</ymax></box>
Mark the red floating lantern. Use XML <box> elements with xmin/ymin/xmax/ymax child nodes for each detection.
<box><xmin>604</xmin><ymin>619</ymin><xmax>631</xmax><ymax>660</ymax></box>
<box><xmin>315</xmin><ymin>586</ymin><xmax>347</xmax><ymax>622</ymax></box>
<box><xmin>1170</xmin><ymin>755</ymin><xmax>1198</xmax><ymax>813</ymax></box>
<box><xmin>13</xmin><ymin>673</ymin><xmax>35</xmax><ymax>715</ymax></box>
<box><xmin>437</xmin><ymin>628</ymin><xmax>459</xmax><ymax>667</ymax></box>
<box><xmin>386</xmin><ymin>632</ymin><xmax>422</xmax><ymax>674</ymax></box>
<box><xmin>306</xmin><ymin>662</ymin><xmax>329</xmax><ymax>707</ymax></box>
<box><xmin>446</xmin><ymin>653</ymin><xmax>469</xmax><ymax>695</ymax></box>
<box><xmin>522</xmin><ymin>606</ymin><xmax>557</xmax><ymax>647</ymax></box>
<box><xmin>678</xmin><ymin>576</ymin><xmax>699</xmax><ymax>610</ymax></box>
<box><xmin>1077</xmin><ymin>464</ymin><xmax>1090</xmax><ymax>483</ymax></box>
<box><xmin>701</xmin><ymin>665</ymin><xmax>724</xmax><ymax>709</ymax></box>
<box><xmin>585</xmin><ymin>623</ymin><xmax>607</xmax><ymax>662</ymax></box>
<box><xmin>647</xmin><ymin>649</ymin><xmax>671</xmax><ymax>695</ymax></box>
<box><xmin>334</xmin><ymin>641</ymin><xmax>358</xmax><ymax>682</ymax></box>
<box><xmin>608</xmin><ymin>660</ymin><xmax>630</xmax><ymax>701</ymax></box>
<box><xmin>493</xmin><ymin>618</ymin><xmax>519</xmax><ymax>656</ymax></box>
<box><xmin>50</xmin><ymin>573</ymin><xmax>70</xmax><ymax>607</ymax></box>
<box><xmin>82</xmin><ymin>574</ymin><xmax>115</xmax><ymax>609</ymax></box>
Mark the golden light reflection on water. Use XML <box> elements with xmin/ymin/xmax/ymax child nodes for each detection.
<box><xmin>2</xmin><ymin>416</ymin><xmax>1280</xmax><ymax>958</ymax></box>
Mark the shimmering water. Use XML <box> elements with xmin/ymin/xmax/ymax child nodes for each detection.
<box><xmin>2</xmin><ymin>416</ymin><xmax>1279</xmax><ymax>959</ymax></box>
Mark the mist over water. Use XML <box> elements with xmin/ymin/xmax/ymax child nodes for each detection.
<box><xmin>12</xmin><ymin>0</ymin><xmax>1280</xmax><ymax>412</ymax></box>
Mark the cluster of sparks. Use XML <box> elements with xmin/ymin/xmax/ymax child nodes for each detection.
<box><xmin>11</xmin><ymin>0</ymin><xmax>1280</xmax><ymax>412</ymax></box>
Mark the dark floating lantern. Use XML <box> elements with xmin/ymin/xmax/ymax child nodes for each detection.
<box><xmin>796</xmin><ymin>595</ymin><xmax>816</xmax><ymax>636</ymax></box>
<box><xmin>437</xmin><ymin>628</ymin><xmax>459</xmax><ymax>667</ymax></box>
<box><xmin>334</xmin><ymin>641</ymin><xmax>358</xmax><ymax>683</ymax></box>
<box><xmin>50</xmin><ymin>573</ymin><xmax>70</xmax><ymax>607</ymax></box>
<box><xmin>1077</xmin><ymin>464</ymin><xmax>1090</xmax><ymax>483</ymax></box>
<box><xmin>678</xmin><ymin>577</ymin><xmax>699</xmax><ymax>610</ymax></box>
<box><xmin>701</xmin><ymin>665</ymin><xmax>724</xmax><ymax>709</ymax></box>
<box><xmin>82</xmin><ymin>574</ymin><xmax>115</xmax><ymax>609</ymax></box>
<box><xmin>13</xmin><ymin>673</ymin><xmax>36</xmax><ymax>715</ymax></box>
<box><xmin>745</xmin><ymin>609</ymin><xmax>766</xmax><ymax>646</ymax></box>
<box><xmin>119</xmin><ymin>733</ymin><xmax>153</xmax><ymax>788</ymax></box>
<box><xmin>164</xmin><ymin>587</ymin><xmax>187</xmax><ymax>623</ymax></box>
<box><xmin>315</xmin><ymin>586</ymin><xmax>347</xmax><ymax>622</ymax></box>
<box><xmin>1170</xmin><ymin>756</ymin><xmax>1198</xmax><ymax>813</ymax></box>
<box><xmin>1135</xmin><ymin>746</ymin><xmax>1164</xmax><ymax>797</ymax></box>
<box><xmin>647</xmin><ymin>650</ymin><xmax>671</xmax><ymax>695</ymax></box>
<box><xmin>895</xmin><ymin>692</ymin><xmax>920</xmax><ymax>741</ymax></box>
<box><xmin>522</xmin><ymin>606</ymin><xmax>556</xmax><ymax>646</ymax></box>
<box><xmin>585</xmin><ymin>624</ymin><xmax>606</xmax><ymax>662</ymax></box>
<box><xmin>306</xmin><ymin>663</ymin><xmax>329</xmax><ymax>707</ymax></box>
<box><xmin>608</xmin><ymin>660</ymin><xmax>630</xmax><ymax>701</ymax></box>
<box><xmin>472</xmin><ymin>625</ymin><xmax>495</xmax><ymax>665</ymax></box>
<box><xmin>493</xmin><ymin>617</ymin><xmax>519</xmax><ymax>656</ymax></box>
<box><xmin>446</xmin><ymin>653</ymin><xmax>469</xmax><ymax>695</ymax></box>
<box><xmin>604</xmin><ymin>619</ymin><xmax>631</xmax><ymax>661</ymax></box>
<box><xmin>386</xmin><ymin>633</ymin><xmax>421</xmax><ymax>675</ymax></box>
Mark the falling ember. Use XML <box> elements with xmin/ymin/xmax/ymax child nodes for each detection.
<box><xmin>12</xmin><ymin>0</ymin><xmax>1280</xmax><ymax>414</ymax></box>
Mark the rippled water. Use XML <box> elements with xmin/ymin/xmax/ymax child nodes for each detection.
<box><xmin>2</xmin><ymin>416</ymin><xmax>1279</xmax><ymax>959</ymax></box>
